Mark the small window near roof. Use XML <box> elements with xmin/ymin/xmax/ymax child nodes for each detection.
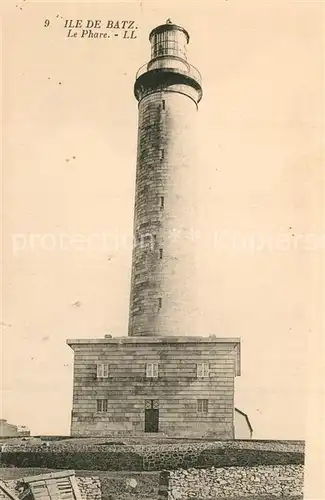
<box><xmin>97</xmin><ymin>364</ymin><xmax>109</xmax><ymax>378</ymax></box>
<box><xmin>146</xmin><ymin>363</ymin><xmax>159</xmax><ymax>378</ymax></box>
<box><xmin>197</xmin><ymin>363</ymin><xmax>210</xmax><ymax>378</ymax></box>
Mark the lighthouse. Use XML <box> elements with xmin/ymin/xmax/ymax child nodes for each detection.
<box><xmin>129</xmin><ymin>19</ymin><xmax>203</xmax><ymax>337</ymax></box>
<box><xmin>67</xmin><ymin>21</ymin><xmax>241</xmax><ymax>438</ymax></box>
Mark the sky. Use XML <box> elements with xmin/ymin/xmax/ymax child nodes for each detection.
<box><xmin>1</xmin><ymin>0</ymin><xmax>324</xmax><ymax>442</ymax></box>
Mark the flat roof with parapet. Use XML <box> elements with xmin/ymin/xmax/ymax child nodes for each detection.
<box><xmin>67</xmin><ymin>336</ymin><xmax>240</xmax><ymax>346</ymax></box>
<box><xmin>66</xmin><ymin>336</ymin><xmax>241</xmax><ymax>375</ymax></box>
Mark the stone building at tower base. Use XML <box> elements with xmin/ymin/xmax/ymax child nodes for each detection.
<box><xmin>67</xmin><ymin>336</ymin><xmax>240</xmax><ymax>438</ymax></box>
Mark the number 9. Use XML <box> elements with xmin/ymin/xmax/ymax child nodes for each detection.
<box><xmin>44</xmin><ymin>19</ymin><xmax>50</xmax><ymax>27</ymax></box>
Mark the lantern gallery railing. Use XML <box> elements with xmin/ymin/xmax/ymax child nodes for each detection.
<box><xmin>135</xmin><ymin>57</ymin><xmax>202</xmax><ymax>86</ymax></box>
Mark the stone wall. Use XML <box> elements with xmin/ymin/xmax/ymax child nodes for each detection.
<box><xmin>159</xmin><ymin>465</ymin><xmax>304</xmax><ymax>499</ymax></box>
<box><xmin>68</xmin><ymin>337</ymin><xmax>239</xmax><ymax>438</ymax></box>
<box><xmin>0</xmin><ymin>438</ymin><xmax>305</xmax><ymax>451</ymax></box>
<box><xmin>76</xmin><ymin>477</ymin><xmax>101</xmax><ymax>500</ymax></box>
<box><xmin>1</xmin><ymin>440</ymin><xmax>305</xmax><ymax>472</ymax></box>
<box><xmin>0</xmin><ymin>478</ymin><xmax>101</xmax><ymax>500</ymax></box>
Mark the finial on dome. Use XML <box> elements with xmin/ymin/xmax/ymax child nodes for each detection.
<box><xmin>166</xmin><ymin>18</ymin><xmax>172</xmax><ymax>24</ymax></box>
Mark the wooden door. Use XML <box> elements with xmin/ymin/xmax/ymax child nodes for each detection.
<box><xmin>144</xmin><ymin>399</ymin><xmax>159</xmax><ymax>433</ymax></box>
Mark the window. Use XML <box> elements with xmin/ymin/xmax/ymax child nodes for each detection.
<box><xmin>97</xmin><ymin>363</ymin><xmax>109</xmax><ymax>378</ymax></box>
<box><xmin>160</xmin><ymin>196</ymin><xmax>164</xmax><ymax>209</ymax></box>
<box><xmin>197</xmin><ymin>399</ymin><xmax>209</xmax><ymax>413</ymax></box>
<box><xmin>158</xmin><ymin>297</ymin><xmax>162</xmax><ymax>309</ymax></box>
<box><xmin>97</xmin><ymin>399</ymin><xmax>108</xmax><ymax>412</ymax></box>
<box><xmin>138</xmin><ymin>233</ymin><xmax>155</xmax><ymax>250</ymax></box>
<box><xmin>159</xmin><ymin>248</ymin><xmax>163</xmax><ymax>259</ymax></box>
<box><xmin>146</xmin><ymin>363</ymin><xmax>159</xmax><ymax>378</ymax></box>
<box><xmin>197</xmin><ymin>363</ymin><xmax>210</xmax><ymax>378</ymax></box>
<box><xmin>160</xmin><ymin>148</ymin><xmax>164</xmax><ymax>160</ymax></box>
<box><xmin>162</xmin><ymin>100</ymin><xmax>165</xmax><ymax>110</ymax></box>
<box><xmin>152</xmin><ymin>33</ymin><xmax>184</xmax><ymax>58</ymax></box>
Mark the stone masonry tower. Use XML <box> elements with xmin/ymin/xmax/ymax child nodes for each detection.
<box><xmin>129</xmin><ymin>20</ymin><xmax>203</xmax><ymax>337</ymax></box>
<box><xmin>67</xmin><ymin>21</ymin><xmax>241</xmax><ymax>438</ymax></box>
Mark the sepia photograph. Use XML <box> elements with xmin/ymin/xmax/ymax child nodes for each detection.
<box><xmin>1</xmin><ymin>1</ymin><xmax>324</xmax><ymax>499</ymax></box>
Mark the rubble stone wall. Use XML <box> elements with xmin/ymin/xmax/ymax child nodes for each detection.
<box><xmin>158</xmin><ymin>465</ymin><xmax>304</xmax><ymax>499</ymax></box>
<box><xmin>76</xmin><ymin>477</ymin><xmax>101</xmax><ymax>500</ymax></box>
<box><xmin>0</xmin><ymin>440</ymin><xmax>305</xmax><ymax>472</ymax></box>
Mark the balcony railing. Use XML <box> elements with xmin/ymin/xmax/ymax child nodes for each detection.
<box><xmin>135</xmin><ymin>57</ymin><xmax>202</xmax><ymax>86</ymax></box>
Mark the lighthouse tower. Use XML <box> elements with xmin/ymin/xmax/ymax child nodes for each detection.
<box><xmin>67</xmin><ymin>21</ymin><xmax>241</xmax><ymax>439</ymax></box>
<box><xmin>129</xmin><ymin>20</ymin><xmax>203</xmax><ymax>337</ymax></box>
